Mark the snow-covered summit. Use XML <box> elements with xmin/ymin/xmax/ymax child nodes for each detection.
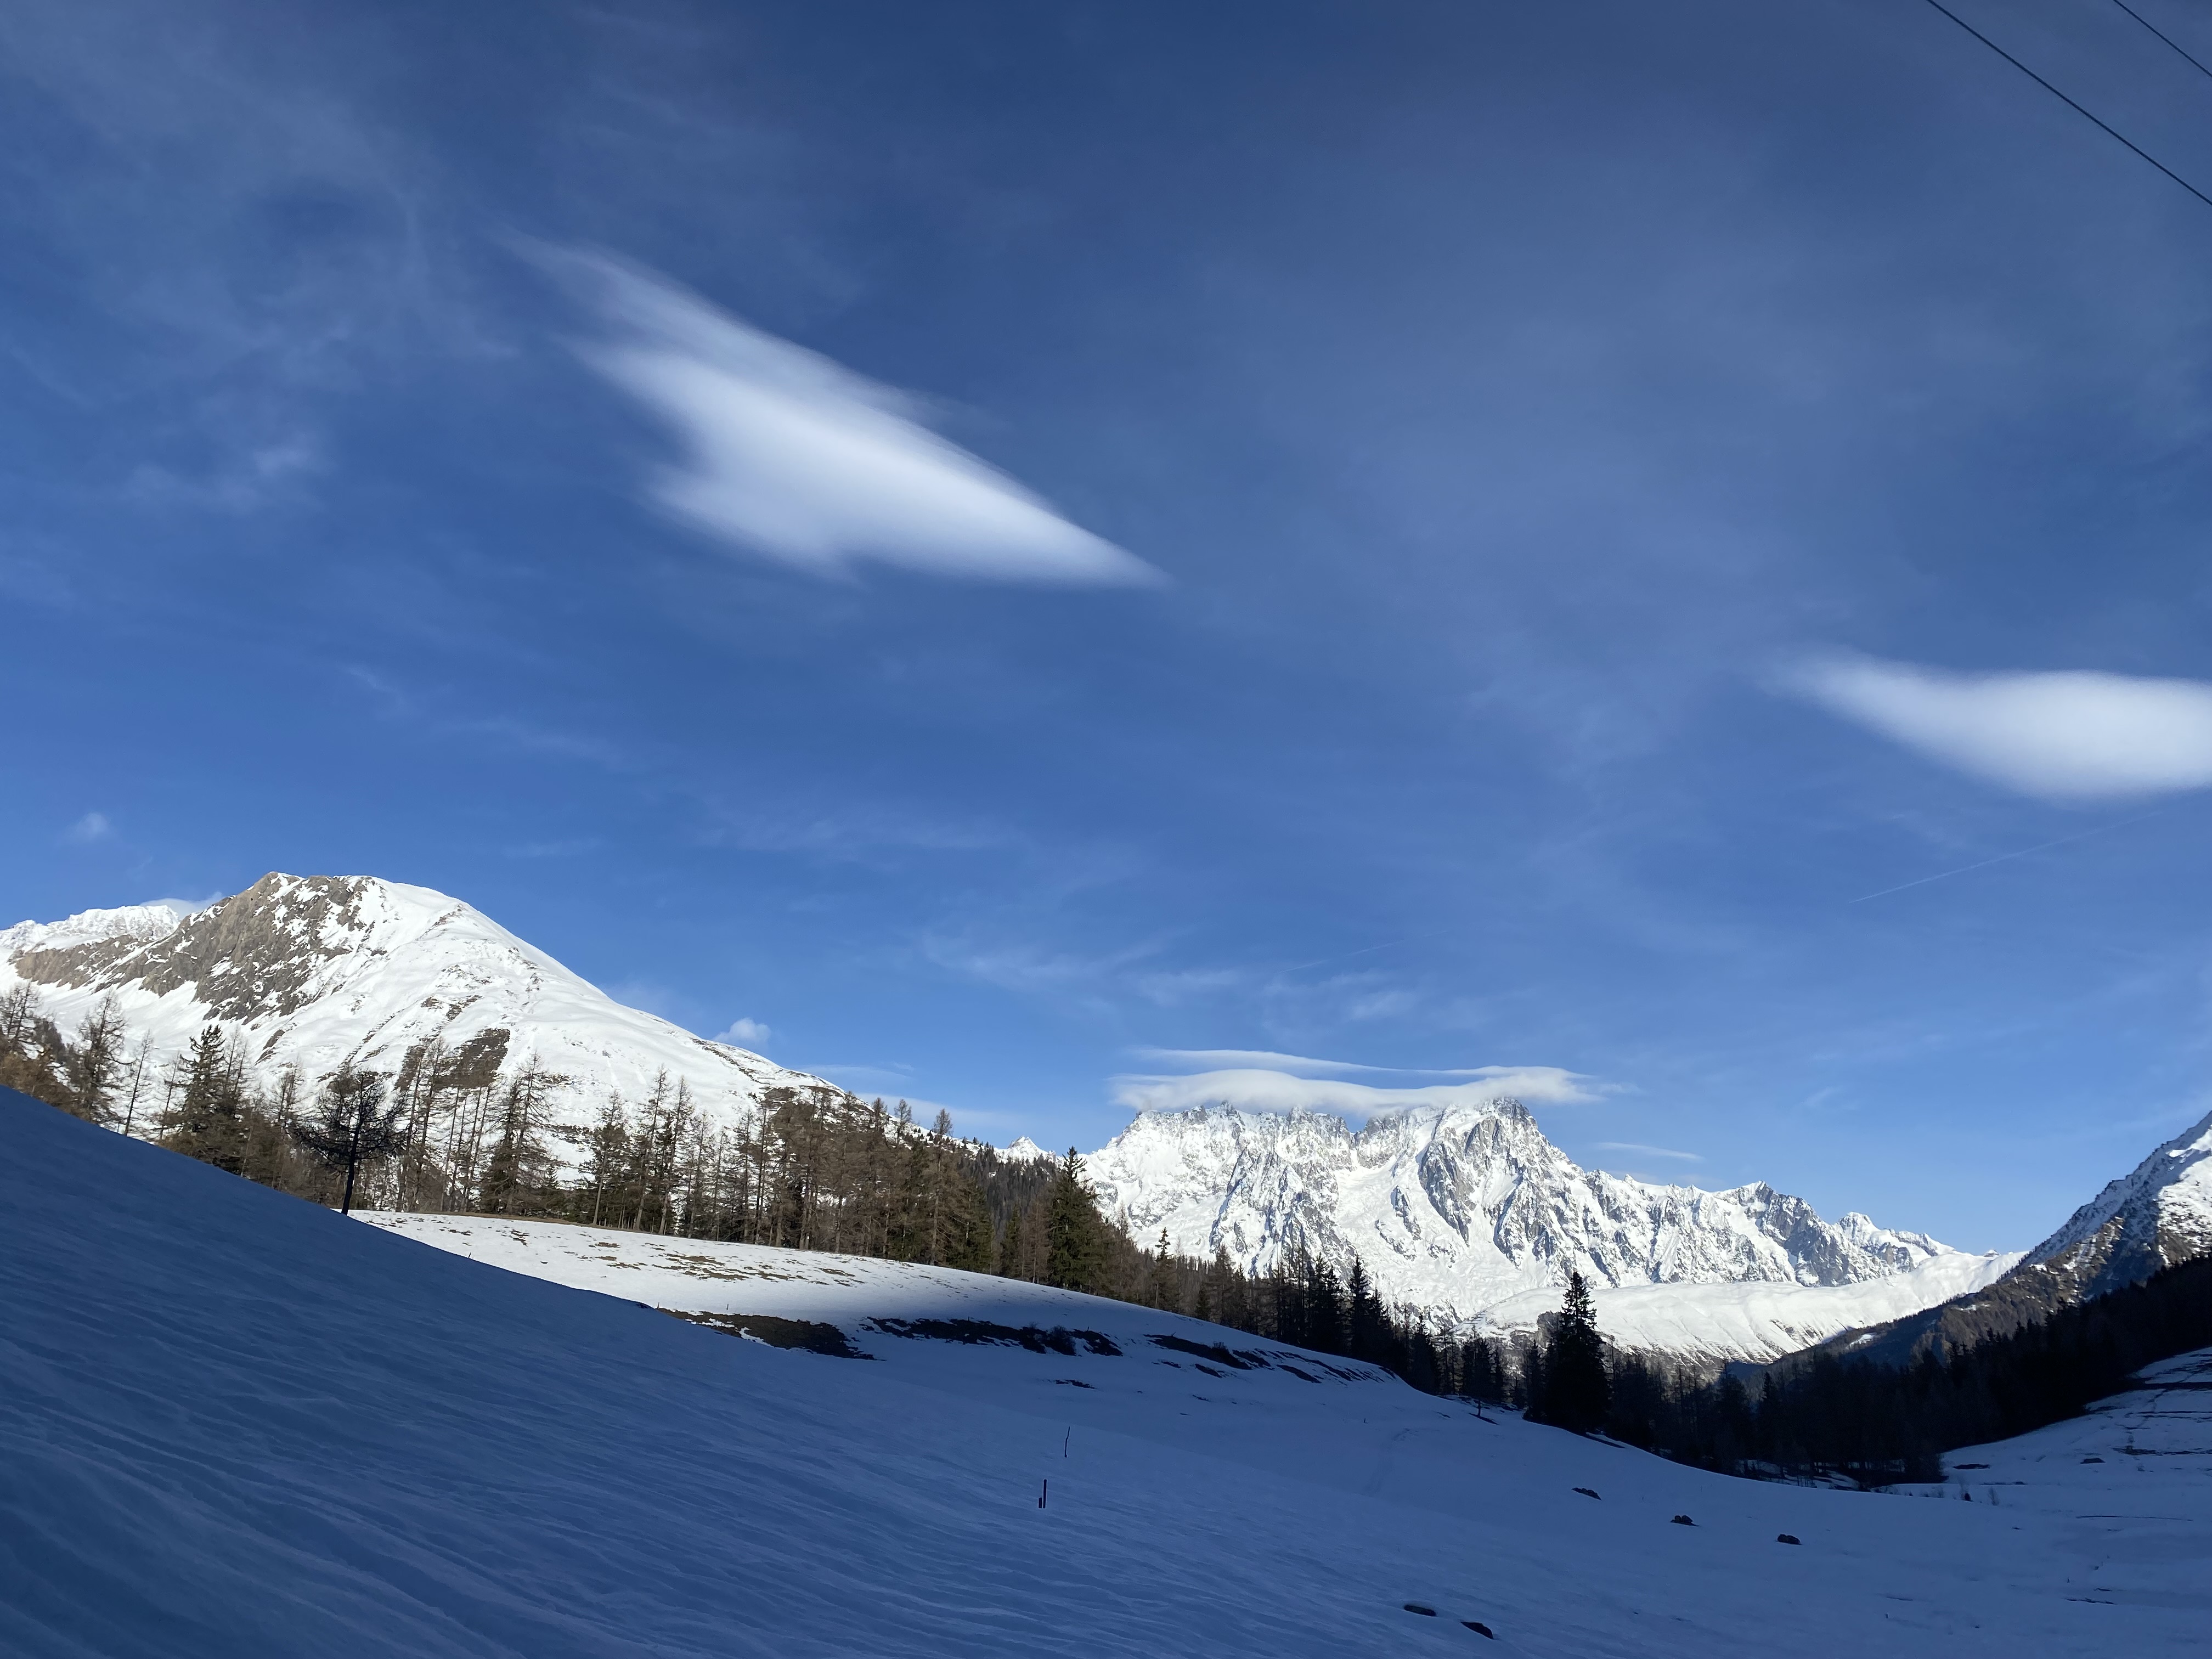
<box><xmin>1</xmin><ymin>874</ymin><xmax>831</xmax><ymax>1158</ymax></box>
<box><xmin>1084</xmin><ymin>1100</ymin><xmax>2012</xmax><ymax>1363</ymax></box>
<box><xmin>996</xmin><ymin>1135</ymin><xmax>1056</xmax><ymax>1164</ymax></box>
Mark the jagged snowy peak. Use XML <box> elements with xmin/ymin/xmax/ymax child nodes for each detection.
<box><xmin>995</xmin><ymin>1135</ymin><xmax>1056</xmax><ymax>1164</ymax></box>
<box><xmin>1085</xmin><ymin>1102</ymin><xmax>2012</xmax><ymax>1363</ymax></box>
<box><xmin>1</xmin><ymin>873</ymin><xmax>830</xmax><ymax>1154</ymax></box>
<box><xmin>2022</xmin><ymin>1108</ymin><xmax>2212</xmax><ymax>1297</ymax></box>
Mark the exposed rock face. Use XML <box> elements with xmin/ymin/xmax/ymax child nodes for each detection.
<box><xmin>1083</xmin><ymin>1102</ymin><xmax>2010</xmax><ymax>1362</ymax></box>
<box><xmin>1</xmin><ymin>874</ymin><xmax>830</xmax><ymax>1163</ymax></box>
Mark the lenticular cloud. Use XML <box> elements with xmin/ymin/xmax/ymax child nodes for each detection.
<box><xmin>1788</xmin><ymin>653</ymin><xmax>2212</xmax><ymax>801</ymax></box>
<box><xmin>561</xmin><ymin>251</ymin><xmax>1160</xmax><ymax>587</ymax></box>
<box><xmin>1110</xmin><ymin>1065</ymin><xmax>1599</xmax><ymax>1120</ymax></box>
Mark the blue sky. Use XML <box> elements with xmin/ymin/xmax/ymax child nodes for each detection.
<box><xmin>4</xmin><ymin>0</ymin><xmax>2209</xmax><ymax>1250</ymax></box>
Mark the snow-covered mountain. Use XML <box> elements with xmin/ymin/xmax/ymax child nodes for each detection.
<box><xmin>1793</xmin><ymin>1108</ymin><xmax>2212</xmax><ymax>1370</ymax></box>
<box><xmin>1084</xmin><ymin>1102</ymin><xmax>2015</xmax><ymax>1364</ymax></box>
<box><xmin>2021</xmin><ymin>1107</ymin><xmax>2212</xmax><ymax>1296</ymax></box>
<box><xmin>1</xmin><ymin>873</ymin><xmax>830</xmax><ymax>1156</ymax></box>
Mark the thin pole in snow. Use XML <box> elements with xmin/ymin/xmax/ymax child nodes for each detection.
<box><xmin>1037</xmin><ymin>1480</ymin><xmax>1048</xmax><ymax>1509</ymax></box>
<box><xmin>1063</xmin><ymin>1429</ymin><xmax>1070</xmax><ymax>1458</ymax></box>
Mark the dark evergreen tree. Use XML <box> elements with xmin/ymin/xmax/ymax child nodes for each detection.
<box><xmin>1531</xmin><ymin>1270</ymin><xmax>1611</xmax><ymax>1434</ymax></box>
<box><xmin>1043</xmin><ymin>1148</ymin><xmax>1108</xmax><ymax>1293</ymax></box>
<box><xmin>1346</xmin><ymin>1255</ymin><xmax>1390</xmax><ymax>1364</ymax></box>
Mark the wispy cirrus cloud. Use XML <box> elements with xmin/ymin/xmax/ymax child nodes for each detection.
<box><xmin>1787</xmin><ymin>653</ymin><xmax>2212</xmax><ymax>801</ymax></box>
<box><xmin>64</xmin><ymin>811</ymin><xmax>114</xmax><ymax>844</ymax></box>
<box><xmin>554</xmin><ymin>250</ymin><xmax>1163</xmax><ymax>588</ymax></box>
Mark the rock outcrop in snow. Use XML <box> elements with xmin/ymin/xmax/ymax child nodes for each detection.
<box><xmin>1084</xmin><ymin>1102</ymin><xmax>2015</xmax><ymax>1364</ymax></box>
<box><xmin>1</xmin><ymin>874</ymin><xmax>831</xmax><ymax>1160</ymax></box>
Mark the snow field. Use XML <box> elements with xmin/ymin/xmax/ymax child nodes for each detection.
<box><xmin>2</xmin><ymin>1089</ymin><xmax>2206</xmax><ymax>1657</ymax></box>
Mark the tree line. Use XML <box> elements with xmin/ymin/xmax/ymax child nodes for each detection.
<box><xmin>1604</xmin><ymin>1252</ymin><xmax>2212</xmax><ymax>1483</ymax></box>
<box><xmin>1491</xmin><ymin>1255</ymin><xmax>2212</xmax><ymax>1487</ymax></box>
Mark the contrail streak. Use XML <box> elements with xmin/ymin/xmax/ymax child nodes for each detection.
<box><xmin>1848</xmin><ymin>811</ymin><xmax>2161</xmax><ymax>904</ymax></box>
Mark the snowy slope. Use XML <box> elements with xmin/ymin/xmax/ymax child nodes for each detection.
<box><xmin>1887</xmin><ymin>1346</ymin><xmax>2212</xmax><ymax>1615</ymax></box>
<box><xmin>362</xmin><ymin>1212</ymin><xmax>1395</xmax><ymax>1386</ymax></box>
<box><xmin>1</xmin><ymin>874</ymin><xmax>831</xmax><ymax>1158</ymax></box>
<box><xmin>3</xmin><ymin>1086</ymin><xmax>2207</xmax><ymax>1658</ymax></box>
<box><xmin>1084</xmin><ymin>1102</ymin><xmax>2012</xmax><ymax>1363</ymax></box>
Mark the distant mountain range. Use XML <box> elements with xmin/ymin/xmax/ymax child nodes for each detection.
<box><xmin>6</xmin><ymin>871</ymin><xmax>2202</xmax><ymax>1369</ymax></box>
<box><xmin>1082</xmin><ymin>1100</ymin><xmax>2016</xmax><ymax>1365</ymax></box>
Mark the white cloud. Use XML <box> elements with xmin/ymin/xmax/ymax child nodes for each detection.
<box><xmin>65</xmin><ymin>811</ymin><xmax>113</xmax><ymax>844</ymax></box>
<box><xmin>1110</xmin><ymin>1065</ymin><xmax>1600</xmax><ymax>1121</ymax></box>
<box><xmin>1788</xmin><ymin>653</ymin><xmax>2212</xmax><ymax>801</ymax></box>
<box><xmin>1133</xmin><ymin>1047</ymin><xmax>1528</xmax><ymax>1078</ymax></box>
<box><xmin>717</xmin><ymin>1017</ymin><xmax>773</xmax><ymax>1047</ymax></box>
<box><xmin>559</xmin><ymin>251</ymin><xmax>1163</xmax><ymax>588</ymax></box>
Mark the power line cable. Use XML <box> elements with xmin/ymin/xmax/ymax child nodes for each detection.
<box><xmin>1915</xmin><ymin>0</ymin><xmax>2212</xmax><ymax>211</ymax></box>
<box><xmin>2104</xmin><ymin>0</ymin><xmax>2212</xmax><ymax>88</ymax></box>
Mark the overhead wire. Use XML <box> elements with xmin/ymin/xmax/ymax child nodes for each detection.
<box><xmin>2103</xmin><ymin>0</ymin><xmax>2212</xmax><ymax>88</ymax></box>
<box><xmin>1914</xmin><ymin>0</ymin><xmax>2212</xmax><ymax>211</ymax></box>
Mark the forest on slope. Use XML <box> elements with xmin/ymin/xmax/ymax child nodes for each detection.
<box><xmin>0</xmin><ymin>983</ymin><xmax>1502</xmax><ymax>1397</ymax></box>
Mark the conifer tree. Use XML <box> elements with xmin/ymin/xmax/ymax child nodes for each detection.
<box><xmin>162</xmin><ymin>1024</ymin><xmax>249</xmax><ymax>1172</ymax></box>
<box><xmin>1532</xmin><ymin>1269</ymin><xmax>1611</xmax><ymax>1434</ymax></box>
<box><xmin>61</xmin><ymin>995</ymin><xmax>127</xmax><ymax>1124</ymax></box>
<box><xmin>1345</xmin><ymin>1255</ymin><xmax>1389</xmax><ymax>1363</ymax></box>
<box><xmin>1147</xmin><ymin>1229</ymin><xmax>1178</xmax><ymax>1311</ymax></box>
<box><xmin>1043</xmin><ymin>1148</ymin><xmax>1107</xmax><ymax>1293</ymax></box>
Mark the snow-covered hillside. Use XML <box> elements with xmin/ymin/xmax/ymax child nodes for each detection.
<box><xmin>1</xmin><ymin>874</ymin><xmax>831</xmax><ymax>1161</ymax></box>
<box><xmin>4</xmin><ymin>1085</ymin><xmax>2205</xmax><ymax>1657</ymax></box>
<box><xmin>363</xmin><ymin>1212</ymin><xmax>1393</xmax><ymax>1385</ymax></box>
<box><xmin>1085</xmin><ymin>1103</ymin><xmax>2016</xmax><ymax>1363</ymax></box>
